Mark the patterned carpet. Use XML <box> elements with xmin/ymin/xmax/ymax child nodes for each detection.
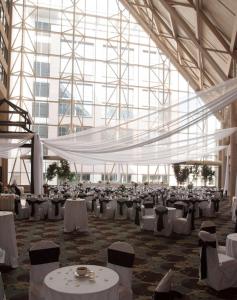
<box><xmin>1</xmin><ymin>200</ymin><xmax>237</xmax><ymax>300</ymax></box>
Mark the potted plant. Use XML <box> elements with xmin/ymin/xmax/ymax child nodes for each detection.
<box><xmin>201</xmin><ymin>164</ymin><xmax>215</xmax><ymax>186</ymax></box>
<box><xmin>173</xmin><ymin>164</ymin><xmax>190</xmax><ymax>186</ymax></box>
<box><xmin>46</xmin><ymin>162</ymin><xmax>58</xmax><ymax>182</ymax></box>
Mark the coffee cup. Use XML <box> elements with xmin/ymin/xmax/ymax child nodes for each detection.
<box><xmin>77</xmin><ymin>266</ymin><xmax>88</xmax><ymax>276</ymax></box>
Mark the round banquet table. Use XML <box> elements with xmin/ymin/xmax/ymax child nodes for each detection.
<box><xmin>0</xmin><ymin>211</ymin><xmax>18</xmax><ymax>268</ymax></box>
<box><xmin>64</xmin><ymin>199</ymin><xmax>88</xmax><ymax>232</ymax></box>
<box><xmin>44</xmin><ymin>265</ymin><xmax>119</xmax><ymax>300</ymax></box>
<box><xmin>226</xmin><ymin>233</ymin><xmax>237</xmax><ymax>259</ymax></box>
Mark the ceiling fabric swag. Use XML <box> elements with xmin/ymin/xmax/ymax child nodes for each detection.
<box><xmin>42</xmin><ymin>78</ymin><xmax>237</xmax><ymax>155</ymax></box>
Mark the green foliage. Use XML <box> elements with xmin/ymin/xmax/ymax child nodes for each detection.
<box><xmin>46</xmin><ymin>159</ymin><xmax>75</xmax><ymax>183</ymax></box>
<box><xmin>201</xmin><ymin>164</ymin><xmax>215</xmax><ymax>185</ymax></box>
<box><xmin>46</xmin><ymin>162</ymin><xmax>58</xmax><ymax>182</ymax></box>
<box><xmin>57</xmin><ymin>160</ymin><xmax>71</xmax><ymax>181</ymax></box>
<box><xmin>173</xmin><ymin>164</ymin><xmax>190</xmax><ymax>185</ymax></box>
<box><xmin>189</xmin><ymin>164</ymin><xmax>200</xmax><ymax>181</ymax></box>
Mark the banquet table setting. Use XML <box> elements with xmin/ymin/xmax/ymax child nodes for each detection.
<box><xmin>44</xmin><ymin>265</ymin><xmax>119</xmax><ymax>300</ymax></box>
<box><xmin>2</xmin><ymin>181</ymin><xmax>237</xmax><ymax>300</ymax></box>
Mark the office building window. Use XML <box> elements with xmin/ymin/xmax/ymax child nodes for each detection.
<box><xmin>34</xmin><ymin>62</ymin><xmax>50</xmax><ymax>77</ymax></box>
<box><xmin>32</xmin><ymin>102</ymin><xmax>49</xmax><ymax>118</ymax></box>
<box><xmin>32</xmin><ymin>124</ymin><xmax>48</xmax><ymax>138</ymax></box>
<box><xmin>34</xmin><ymin>82</ymin><xmax>49</xmax><ymax>97</ymax></box>
<box><xmin>58</xmin><ymin>125</ymin><xmax>69</xmax><ymax>136</ymax></box>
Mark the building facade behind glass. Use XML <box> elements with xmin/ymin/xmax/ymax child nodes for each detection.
<box><xmin>9</xmin><ymin>0</ymin><xmax>219</xmax><ymax>185</ymax></box>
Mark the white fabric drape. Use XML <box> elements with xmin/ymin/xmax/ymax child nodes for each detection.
<box><xmin>33</xmin><ymin>134</ymin><xmax>43</xmax><ymax>195</ymax></box>
<box><xmin>0</xmin><ymin>137</ymin><xmax>31</xmax><ymax>159</ymax></box>
<box><xmin>43</xmin><ymin>78</ymin><xmax>237</xmax><ymax>155</ymax></box>
<box><xmin>224</xmin><ymin>145</ymin><xmax>230</xmax><ymax>195</ymax></box>
<box><xmin>43</xmin><ymin>128</ymin><xmax>234</xmax><ymax>164</ymax></box>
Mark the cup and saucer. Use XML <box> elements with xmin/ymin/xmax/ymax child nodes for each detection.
<box><xmin>74</xmin><ymin>266</ymin><xmax>95</xmax><ymax>280</ymax></box>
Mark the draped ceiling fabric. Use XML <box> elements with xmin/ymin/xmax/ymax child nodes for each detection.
<box><xmin>0</xmin><ymin>78</ymin><xmax>237</xmax><ymax>166</ymax></box>
<box><xmin>0</xmin><ymin>133</ymin><xmax>33</xmax><ymax>159</ymax></box>
<box><xmin>41</xmin><ymin>78</ymin><xmax>237</xmax><ymax>164</ymax></box>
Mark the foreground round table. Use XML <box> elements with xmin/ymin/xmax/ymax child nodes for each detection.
<box><xmin>0</xmin><ymin>211</ymin><xmax>18</xmax><ymax>268</ymax></box>
<box><xmin>64</xmin><ymin>199</ymin><xmax>88</xmax><ymax>232</ymax></box>
<box><xmin>226</xmin><ymin>233</ymin><xmax>237</xmax><ymax>259</ymax></box>
<box><xmin>44</xmin><ymin>265</ymin><xmax>119</xmax><ymax>300</ymax></box>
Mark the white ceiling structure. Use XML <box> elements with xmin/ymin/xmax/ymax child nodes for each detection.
<box><xmin>120</xmin><ymin>0</ymin><xmax>237</xmax><ymax>93</ymax></box>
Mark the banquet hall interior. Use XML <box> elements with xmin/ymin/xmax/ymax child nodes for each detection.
<box><xmin>1</xmin><ymin>0</ymin><xmax>237</xmax><ymax>300</ymax></box>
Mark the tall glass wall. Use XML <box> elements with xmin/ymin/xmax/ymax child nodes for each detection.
<box><xmin>9</xmin><ymin>0</ymin><xmax>220</xmax><ymax>186</ymax></box>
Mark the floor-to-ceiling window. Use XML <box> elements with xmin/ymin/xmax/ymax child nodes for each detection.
<box><xmin>9</xmin><ymin>0</ymin><xmax>219</xmax><ymax>186</ymax></box>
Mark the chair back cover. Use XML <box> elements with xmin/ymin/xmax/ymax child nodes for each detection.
<box><xmin>198</xmin><ymin>231</ymin><xmax>218</xmax><ymax>280</ymax></box>
<box><xmin>107</xmin><ymin>241</ymin><xmax>134</xmax><ymax>288</ymax></box>
<box><xmin>29</xmin><ymin>240</ymin><xmax>60</xmax><ymax>284</ymax></box>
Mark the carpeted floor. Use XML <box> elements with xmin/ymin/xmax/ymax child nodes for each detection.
<box><xmin>2</xmin><ymin>200</ymin><xmax>237</xmax><ymax>300</ymax></box>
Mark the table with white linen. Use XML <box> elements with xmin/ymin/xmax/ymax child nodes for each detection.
<box><xmin>64</xmin><ymin>199</ymin><xmax>88</xmax><ymax>232</ymax></box>
<box><xmin>226</xmin><ymin>233</ymin><xmax>237</xmax><ymax>259</ymax></box>
<box><xmin>0</xmin><ymin>211</ymin><xmax>18</xmax><ymax>268</ymax></box>
<box><xmin>0</xmin><ymin>194</ymin><xmax>15</xmax><ymax>211</ymax></box>
<box><xmin>44</xmin><ymin>265</ymin><xmax>119</xmax><ymax>300</ymax></box>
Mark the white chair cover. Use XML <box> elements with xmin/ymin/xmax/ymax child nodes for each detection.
<box><xmin>232</xmin><ymin>197</ymin><xmax>237</xmax><ymax>222</ymax></box>
<box><xmin>140</xmin><ymin>202</ymin><xmax>155</xmax><ymax>231</ymax></box>
<box><xmin>107</xmin><ymin>242</ymin><xmax>135</xmax><ymax>300</ymax></box>
<box><xmin>114</xmin><ymin>200</ymin><xmax>128</xmax><ymax>220</ymax></box>
<box><xmin>48</xmin><ymin>198</ymin><xmax>65</xmax><ymax>220</ymax></box>
<box><xmin>15</xmin><ymin>198</ymin><xmax>30</xmax><ymax>220</ymax></box>
<box><xmin>154</xmin><ymin>206</ymin><xmax>172</xmax><ymax>237</ymax></box>
<box><xmin>97</xmin><ymin>198</ymin><xmax>115</xmax><ymax>219</ymax></box>
<box><xmin>29</xmin><ymin>240</ymin><xmax>60</xmax><ymax>300</ymax></box>
<box><xmin>198</xmin><ymin>231</ymin><xmax>237</xmax><ymax>291</ymax></box>
<box><xmin>173</xmin><ymin>207</ymin><xmax>193</xmax><ymax>235</ymax></box>
<box><xmin>25</xmin><ymin>197</ymin><xmax>48</xmax><ymax>221</ymax></box>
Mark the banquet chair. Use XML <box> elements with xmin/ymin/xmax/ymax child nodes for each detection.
<box><xmin>199</xmin><ymin>221</ymin><xmax>226</xmax><ymax>255</ymax></box>
<box><xmin>154</xmin><ymin>206</ymin><xmax>172</xmax><ymax>237</ymax></box>
<box><xmin>141</xmin><ymin>201</ymin><xmax>154</xmax><ymax>216</ymax></box>
<box><xmin>126</xmin><ymin>200</ymin><xmax>135</xmax><ymax>221</ymax></box>
<box><xmin>198</xmin><ymin>230</ymin><xmax>237</xmax><ymax>291</ymax></box>
<box><xmin>26</xmin><ymin>197</ymin><xmax>47</xmax><ymax>221</ymax></box>
<box><xmin>198</xmin><ymin>199</ymin><xmax>214</xmax><ymax>218</ymax></box>
<box><xmin>173</xmin><ymin>201</ymin><xmax>188</xmax><ymax>218</ymax></box>
<box><xmin>173</xmin><ymin>207</ymin><xmax>193</xmax><ymax>235</ymax></box>
<box><xmin>85</xmin><ymin>193</ymin><xmax>95</xmax><ymax>211</ymax></box>
<box><xmin>15</xmin><ymin>197</ymin><xmax>30</xmax><ymax>220</ymax></box>
<box><xmin>232</xmin><ymin>196</ymin><xmax>237</xmax><ymax>222</ymax></box>
<box><xmin>115</xmin><ymin>199</ymin><xmax>128</xmax><ymax>220</ymax></box>
<box><xmin>97</xmin><ymin>198</ymin><xmax>115</xmax><ymax>219</ymax></box>
<box><xmin>107</xmin><ymin>241</ymin><xmax>135</xmax><ymax>300</ymax></box>
<box><xmin>29</xmin><ymin>240</ymin><xmax>60</xmax><ymax>300</ymax></box>
<box><xmin>140</xmin><ymin>203</ymin><xmax>155</xmax><ymax>231</ymax></box>
<box><xmin>153</xmin><ymin>269</ymin><xmax>175</xmax><ymax>300</ymax></box>
<box><xmin>0</xmin><ymin>272</ymin><xmax>6</xmax><ymax>300</ymax></box>
<box><xmin>48</xmin><ymin>198</ymin><xmax>65</xmax><ymax>220</ymax></box>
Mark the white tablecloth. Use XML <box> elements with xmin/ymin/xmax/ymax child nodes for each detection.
<box><xmin>226</xmin><ymin>233</ymin><xmax>237</xmax><ymax>259</ymax></box>
<box><xmin>0</xmin><ymin>194</ymin><xmax>15</xmax><ymax>211</ymax></box>
<box><xmin>0</xmin><ymin>212</ymin><xmax>18</xmax><ymax>267</ymax></box>
<box><xmin>44</xmin><ymin>265</ymin><xmax>119</xmax><ymax>300</ymax></box>
<box><xmin>64</xmin><ymin>199</ymin><xmax>88</xmax><ymax>232</ymax></box>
